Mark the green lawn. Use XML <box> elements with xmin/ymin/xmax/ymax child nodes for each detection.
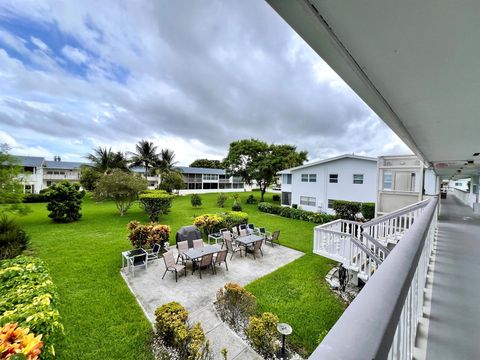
<box><xmin>17</xmin><ymin>191</ymin><xmax>344</xmax><ymax>359</ymax></box>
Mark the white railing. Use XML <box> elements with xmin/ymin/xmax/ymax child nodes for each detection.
<box><xmin>43</xmin><ymin>174</ymin><xmax>80</xmax><ymax>180</ymax></box>
<box><xmin>310</xmin><ymin>197</ymin><xmax>438</xmax><ymax>360</ymax></box>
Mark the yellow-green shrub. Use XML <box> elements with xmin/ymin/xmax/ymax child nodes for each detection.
<box><xmin>215</xmin><ymin>283</ymin><xmax>256</xmax><ymax>331</ymax></box>
<box><xmin>246</xmin><ymin>312</ymin><xmax>279</xmax><ymax>358</ymax></box>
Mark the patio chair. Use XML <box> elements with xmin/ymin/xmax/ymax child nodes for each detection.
<box><xmin>239</xmin><ymin>224</ymin><xmax>247</xmax><ymax>231</ymax></box>
<box><xmin>231</xmin><ymin>227</ymin><xmax>239</xmax><ymax>238</ymax></box>
<box><xmin>146</xmin><ymin>243</ymin><xmax>161</xmax><ymax>264</ymax></box>
<box><xmin>255</xmin><ymin>227</ymin><xmax>272</xmax><ymax>238</ymax></box>
<box><xmin>219</xmin><ymin>228</ymin><xmax>229</xmax><ymax>236</ymax></box>
<box><xmin>176</xmin><ymin>241</ymin><xmax>189</xmax><ymax>264</ymax></box>
<box><xmin>247</xmin><ymin>223</ymin><xmax>255</xmax><ymax>234</ymax></box>
<box><xmin>197</xmin><ymin>253</ymin><xmax>214</xmax><ymax>279</ymax></box>
<box><xmin>265</xmin><ymin>230</ymin><xmax>281</xmax><ymax>247</ymax></box>
<box><xmin>225</xmin><ymin>238</ymin><xmax>243</xmax><ymax>260</ymax></box>
<box><xmin>246</xmin><ymin>239</ymin><xmax>264</xmax><ymax>260</ymax></box>
<box><xmin>214</xmin><ymin>250</ymin><xmax>228</xmax><ymax>273</ymax></box>
<box><xmin>128</xmin><ymin>249</ymin><xmax>147</xmax><ymax>275</ymax></box>
<box><xmin>162</xmin><ymin>250</ymin><xmax>186</xmax><ymax>282</ymax></box>
<box><xmin>193</xmin><ymin>239</ymin><xmax>204</xmax><ymax>249</ymax></box>
<box><xmin>239</xmin><ymin>228</ymin><xmax>248</xmax><ymax>237</ymax></box>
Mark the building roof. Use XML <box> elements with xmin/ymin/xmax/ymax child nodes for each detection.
<box><xmin>44</xmin><ymin>160</ymin><xmax>85</xmax><ymax>170</ymax></box>
<box><xmin>277</xmin><ymin>154</ymin><xmax>377</xmax><ymax>174</ymax></box>
<box><xmin>14</xmin><ymin>155</ymin><xmax>45</xmax><ymax>167</ymax></box>
<box><xmin>177</xmin><ymin>166</ymin><xmax>226</xmax><ymax>175</ymax></box>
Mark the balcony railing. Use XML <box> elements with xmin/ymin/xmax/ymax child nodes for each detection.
<box><xmin>43</xmin><ymin>174</ymin><xmax>80</xmax><ymax>180</ymax></box>
<box><xmin>310</xmin><ymin>197</ymin><xmax>438</xmax><ymax>359</ymax></box>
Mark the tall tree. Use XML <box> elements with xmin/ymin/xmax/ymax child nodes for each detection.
<box><xmin>128</xmin><ymin>140</ymin><xmax>160</xmax><ymax>178</ymax></box>
<box><xmin>85</xmin><ymin>147</ymin><xmax>128</xmax><ymax>173</ymax></box>
<box><xmin>189</xmin><ymin>159</ymin><xmax>223</xmax><ymax>169</ymax></box>
<box><xmin>0</xmin><ymin>144</ymin><xmax>28</xmax><ymax>214</ymax></box>
<box><xmin>224</xmin><ymin>139</ymin><xmax>307</xmax><ymax>202</ymax></box>
<box><xmin>157</xmin><ymin>148</ymin><xmax>178</xmax><ymax>174</ymax></box>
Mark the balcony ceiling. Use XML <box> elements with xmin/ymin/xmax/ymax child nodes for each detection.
<box><xmin>267</xmin><ymin>0</ymin><xmax>480</xmax><ymax>179</ymax></box>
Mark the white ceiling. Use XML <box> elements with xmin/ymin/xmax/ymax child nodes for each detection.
<box><xmin>267</xmin><ymin>0</ymin><xmax>480</xmax><ymax>179</ymax></box>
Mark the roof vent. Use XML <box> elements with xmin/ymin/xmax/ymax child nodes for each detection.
<box><xmin>53</xmin><ymin>156</ymin><xmax>61</xmax><ymax>162</ymax></box>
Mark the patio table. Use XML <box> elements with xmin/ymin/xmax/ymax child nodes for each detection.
<box><xmin>183</xmin><ymin>245</ymin><xmax>222</xmax><ymax>274</ymax></box>
<box><xmin>235</xmin><ymin>234</ymin><xmax>264</xmax><ymax>255</ymax></box>
<box><xmin>207</xmin><ymin>232</ymin><xmax>223</xmax><ymax>245</ymax></box>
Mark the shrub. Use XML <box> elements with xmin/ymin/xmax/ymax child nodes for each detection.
<box><xmin>361</xmin><ymin>202</ymin><xmax>375</xmax><ymax>221</ymax></box>
<box><xmin>232</xmin><ymin>195</ymin><xmax>242</xmax><ymax>211</ymax></box>
<box><xmin>216</xmin><ymin>193</ymin><xmax>228</xmax><ymax>208</ymax></box>
<box><xmin>79</xmin><ymin>166</ymin><xmax>101</xmax><ymax>191</ymax></box>
<box><xmin>127</xmin><ymin>221</ymin><xmax>170</xmax><ymax>249</ymax></box>
<box><xmin>215</xmin><ymin>283</ymin><xmax>256</xmax><ymax>331</ymax></box>
<box><xmin>246</xmin><ymin>312</ymin><xmax>279</xmax><ymax>358</ymax></box>
<box><xmin>45</xmin><ymin>181</ymin><xmax>85</xmax><ymax>223</ymax></box>
<box><xmin>0</xmin><ymin>323</ymin><xmax>43</xmax><ymax>359</ymax></box>
<box><xmin>245</xmin><ymin>195</ymin><xmax>257</xmax><ymax>204</ymax></box>
<box><xmin>257</xmin><ymin>202</ymin><xmax>335</xmax><ymax>224</ymax></box>
<box><xmin>272</xmin><ymin>194</ymin><xmax>280</xmax><ymax>202</ymax></box>
<box><xmin>93</xmin><ymin>170</ymin><xmax>147</xmax><ymax>216</ymax></box>
<box><xmin>221</xmin><ymin>211</ymin><xmax>249</xmax><ymax>230</ymax></box>
<box><xmin>0</xmin><ymin>215</ymin><xmax>30</xmax><ymax>260</ymax></box>
<box><xmin>23</xmin><ymin>193</ymin><xmax>48</xmax><ymax>203</ymax></box>
<box><xmin>333</xmin><ymin>200</ymin><xmax>361</xmax><ymax>221</ymax></box>
<box><xmin>158</xmin><ymin>172</ymin><xmax>185</xmax><ymax>193</ymax></box>
<box><xmin>139</xmin><ymin>193</ymin><xmax>175</xmax><ymax>222</ymax></box>
<box><xmin>291</xmin><ymin>204</ymin><xmax>298</xmax><ymax>209</ymax></box>
<box><xmin>0</xmin><ymin>256</ymin><xmax>64</xmax><ymax>360</ymax></box>
<box><xmin>193</xmin><ymin>214</ymin><xmax>224</xmax><ymax>235</ymax></box>
<box><xmin>154</xmin><ymin>302</ymin><xmax>210</xmax><ymax>360</ymax></box>
<box><xmin>191</xmin><ymin>194</ymin><xmax>202</xmax><ymax>208</ymax></box>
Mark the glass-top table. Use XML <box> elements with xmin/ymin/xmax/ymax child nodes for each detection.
<box><xmin>183</xmin><ymin>245</ymin><xmax>222</xmax><ymax>261</ymax></box>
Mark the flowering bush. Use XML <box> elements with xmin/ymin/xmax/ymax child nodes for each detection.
<box><xmin>0</xmin><ymin>323</ymin><xmax>43</xmax><ymax>360</ymax></box>
<box><xmin>0</xmin><ymin>256</ymin><xmax>63</xmax><ymax>360</ymax></box>
<box><xmin>193</xmin><ymin>214</ymin><xmax>224</xmax><ymax>235</ymax></box>
<box><xmin>127</xmin><ymin>221</ymin><xmax>171</xmax><ymax>249</ymax></box>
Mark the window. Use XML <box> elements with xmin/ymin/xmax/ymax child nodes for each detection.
<box><xmin>328</xmin><ymin>199</ymin><xmax>335</xmax><ymax>209</ymax></box>
<box><xmin>282</xmin><ymin>174</ymin><xmax>292</xmax><ymax>185</ymax></box>
<box><xmin>353</xmin><ymin>174</ymin><xmax>364</xmax><ymax>184</ymax></box>
<box><xmin>455</xmin><ymin>182</ymin><xmax>462</xmax><ymax>186</ymax></box>
<box><xmin>309</xmin><ymin>174</ymin><xmax>316</xmax><ymax>182</ymax></box>
<box><xmin>383</xmin><ymin>172</ymin><xmax>393</xmax><ymax>190</ymax></box>
<box><xmin>203</xmin><ymin>174</ymin><xmax>219</xmax><ymax>181</ymax></box>
<box><xmin>329</xmin><ymin>174</ymin><xmax>338</xmax><ymax>183</ymax></box>
<box><xmin>300</xmin><ymin>196</ymin><xmax>316</xmax><ymax>206</ymax></box>
<box><xmin>301</xmin><ymin>174</ymin><xmax>309</xmax><ymax>182</ymax></box>
<box><xmin>281</xmin><ymin>192</ymin><xmax>292</xmax><ymax>206</ymax></box>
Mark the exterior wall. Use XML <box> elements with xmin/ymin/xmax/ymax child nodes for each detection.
<box><xmin>281</xmin><ymin>158</ymin><xmax>377</xmax><ymax>214</ymax></box>
<box><xmin>22</xmin><ymin>168</ymin><xmax>43</xmax><ymax>194</ymax></box>
<box><xmin>178</xmin><ymin>188</ymin><xmax>246</xmax><ymax>196</ymax></box>
<box><xmin>448</xmin><ymin>178</ymin><xmax>469</xmax><ymax>192</ymax></box>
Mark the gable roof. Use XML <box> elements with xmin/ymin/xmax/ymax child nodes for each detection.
<box><xmin>177</xmin><ymin>166</ymin><xmax>226</xmax><ymax>175</ymax></box>
<box><xmin>278</xmin><ymin>154</ymin><xmax>377</xmax><ymax>174</ymax></box>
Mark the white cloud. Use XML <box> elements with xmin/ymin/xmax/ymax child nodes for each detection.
<box><xmin>30</xmin><ymin>36</ymin><xmax>49</xmax><ymax>52</ymax></box>
<box><xmin>61</xmin><ymin>45</ymin><xmax>89</xmax><ymax>64</ymax></box>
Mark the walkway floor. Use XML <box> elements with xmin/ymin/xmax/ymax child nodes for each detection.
<box><xmin>122</xmin><ymin>243</ymin><xmax>303</xmax><ymax>360</ymax></box>
<box><xmin>425</xmin><ymin>196</ymin><xmax>480</xmax><ymax>359</ymax></box>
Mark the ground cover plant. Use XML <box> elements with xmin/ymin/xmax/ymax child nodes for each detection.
<box><xmin>15</xmin><ymin>191</ymin><xmax>344</xmax><ymax>359</ymax></box>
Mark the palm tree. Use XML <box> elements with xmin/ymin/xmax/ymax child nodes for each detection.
<box><xmin>85</xmin><ymin>147</ymin><xmax>128</xmax><ymax>173</ymax></box>
<box><xmin>128</xmin><ymin>140</ymin><xmax>160</xmax><ymax>178</ymax></box>
<box><xmin>157</xmin><ymin>148</ymin><xmax>178</xmax><ymax>174</ymax></box>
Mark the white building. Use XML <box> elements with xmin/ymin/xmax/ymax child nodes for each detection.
<box><xmin>278</xmin><ymin>154</ymin><xmax>377</xmax><ymax>214</ymax></box>
<box><xmin>16</xmin><ymin>156</ymin><xmax>83</xmax><ymax>193</ymax></box>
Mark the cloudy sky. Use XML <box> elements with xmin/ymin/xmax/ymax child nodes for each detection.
<box><xmin>0</xmin><ymin>0</ymin><xmax>410</xmax><ymax>165</ymax></box>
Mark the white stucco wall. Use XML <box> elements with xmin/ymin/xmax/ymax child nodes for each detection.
<box><xmin>281</xmin><ymin>157</ymin><xmax>377</xmax><ymax>214</ymax></box>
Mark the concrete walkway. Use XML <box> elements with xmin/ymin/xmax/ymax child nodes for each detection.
<box><xmin>122</xmin><ymin>243</ymin><xmax>303</xmax><ymax>359</ymax></box>
<box><xmin>425</xmin><ymin>196</ymin><xmax>480</xmax><ymax>359</ymax></box>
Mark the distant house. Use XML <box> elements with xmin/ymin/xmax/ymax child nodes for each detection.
<box><xmin>278</xmin><ymin>154</ymin><xmax>377</xmax><ymax>215</ymax></box>
<box><xmin>15</xmin><ymin>155</ymin><xmax>84</xmax><ymax>194</ymax></box>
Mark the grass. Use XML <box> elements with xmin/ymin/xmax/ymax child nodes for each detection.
<box><xmin>16</xmin><ymin>191</ymin><xmax>344</xmax><ymax>359</ymax></box>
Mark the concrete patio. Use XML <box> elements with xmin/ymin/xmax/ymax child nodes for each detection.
<box><xmin>122</xmin><ymin>243</ymin><xmax>304</xmax><ymax>359</ymax></box>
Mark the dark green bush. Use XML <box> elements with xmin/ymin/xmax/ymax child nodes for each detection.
<box><xmin>257</xmin><ymin>202</ymin><xmax>335</xmax><ymax>224</ymax></box>
<box><xmin>23</xmin><ymin>193</ymin><xmax>48</xmax><ymax>203</ymax></box>
<box><xmin>333</xmin><ymin>200</ymin><xmax>361</xmax><ymax>220</ymax></box>
<box><xmin>0</xmin><ymin>256</ymin><xmax>64</xmax><ymax>360</ymax></box>
<box><xmin>361</xmin><ymin>202</ymin><xmax>376</xmax><ymax>221</ymax></box>
<box><xmin>45</xmin><ymin>181</ymin><xmax>85</xmax><ymax>223</ymax></box>
<box><xmin>191</xmin><ymin>194</ymin><xmax>202</xmax><ymax>207</ymax></box>
<box><xmin>0</xmin><ymin>215</ymin><xmax>30</xmax><ymax>259</ymax></box>
<box><xmin>138</xmin><ymin>193</ymin><xmax>175</xmax><ymax>221</ymax></box>
<box><xmin>292</xmin><ymin>204</ymin><xmax>298</xmax><ymax>209</ymax></box>
<box><xmin>245</xmin><ymin>195</ymin><xmax>257</xmax><ymax>204</ymax></box>
<box><xmin>272</xmin><ymin>194</ymin><xmax>280</xmax><ymax>202</ymax></box>
<box><xmin>232</xmin><ymin>194</ymin><xmax>242</xmax><ymax>211</ymax></box>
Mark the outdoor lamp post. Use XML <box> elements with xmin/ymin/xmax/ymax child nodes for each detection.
<box><xmin>277</xmin><ymin>323</ymin><xmax>292</xmax><ymax>359</ymax></box>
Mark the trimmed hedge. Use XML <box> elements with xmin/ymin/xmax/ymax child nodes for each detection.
<box><xmin>257</xmin><ymin>202</ymin><xmax>335</xmax><ymax>224</ymax></box>
<box><xmin>0</xmin><ymin>256</ymin><xmax>63</xmax><ymax>360</ymax></box>
<box><xmin>23</xmin><ymin>193</ymin><xmax>48</xmax><ymax>203</ymax></box>
<box><xmin>138</xmin><ymin>193</ymin><xmax>175</xmax><ymax>221</ymax></box>
<box><xmin>332</xmin><ymin>200</ymin><xmax>361</xmax><ymax>221</ymax></box>
<box><xmin>361</xmin><ymin>202</ymin><xmax>375</xmax><ymax>220</ymax></box>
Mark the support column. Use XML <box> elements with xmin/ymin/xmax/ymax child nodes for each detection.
<box><xmin>472</xmin><ymin>175</ymin><xmax>480</xmax><ymax>214</ymax></box>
